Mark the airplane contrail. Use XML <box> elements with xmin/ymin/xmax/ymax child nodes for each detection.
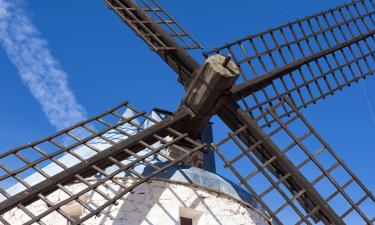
<box><xmin>361</xmin><ymin>80</ymin><xmax>375</xmax><ymax>125</ymax></box>
<box><xmin>0</xmin><ymin>0</ymin><xmax>87</xmax><ymax>130</ymax></box>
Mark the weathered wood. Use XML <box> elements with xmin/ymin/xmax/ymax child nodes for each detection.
<box><xmin>180</xmin><ymin>54</ymin><xmax>240</xmax><ymax>136</ymax></box>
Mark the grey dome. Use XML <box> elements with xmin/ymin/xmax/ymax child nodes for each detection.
<box><xmin>156</xmin><ymin>166</ymin><xmax>261</xmax><ymax>208</ymax></box>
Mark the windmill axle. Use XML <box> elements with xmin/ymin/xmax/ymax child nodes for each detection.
<box><xmin>179</xmin><ymin>54</ymin><xmax>240</xmax><ymax>137</ymax></box>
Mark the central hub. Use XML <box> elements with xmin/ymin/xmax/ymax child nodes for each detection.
<box><xmin>180</xmin><ymin>54</ymin><xmax>240</xmax><ymax>136</ymax></box>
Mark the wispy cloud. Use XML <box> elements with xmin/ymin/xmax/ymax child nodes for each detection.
<box><xmin>361</xmin><ymin>80</ymin><xmax>375</xmax><ymax>125</ymax></box>
<box><xmin>0</xmin><ymin>0</ymin><xmax>87</xmax><ymax>130</ymax></box>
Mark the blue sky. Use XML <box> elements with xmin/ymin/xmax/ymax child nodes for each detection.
<box><xmin>0</xmin><ymin>0</ymin><xmax>374</xmax><ymax>203</ymax></box>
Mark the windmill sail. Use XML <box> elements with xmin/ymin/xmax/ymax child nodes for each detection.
<box><xmin>0</xmin><ymin>101</ymin><xmax>206</xmax><ymax>224</ymax></box>
<box><xmin>213</xmin><ymin>97</ymin><xmax>375</xmax><ymax>225</ymax></box>
<box><xmin>105</xmin><ymin>0</ymin><xmax>203</xmax><ymax>85</ymax></box>
<box><xmin>205</xmin><ymin>0</ymin><xmax>374</xmax><ymax>120</ymax></box>
<box><xmin>105</xmin><ymin>0</ymin><xmax>202</xmax><ymax>52</ymax></box>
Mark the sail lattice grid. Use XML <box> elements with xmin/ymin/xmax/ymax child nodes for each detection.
<box><xmin>105</xmin><ymin>0</ymin><xmax>202</xmax><ymax>51</ymax></box>
<box><xmin>212</xmin><ymin>98</ymin><xmax>375</xmax><ymax>225</ymax></box>
<box><xmin>206</xmin><ymin>0</ymin><xmax>375</xmax><ymax>122</ymax></box>
<box><xmin>0</xmin><ymin>101</ymin><xmax>206</xmax><ymax>225</ymax></box>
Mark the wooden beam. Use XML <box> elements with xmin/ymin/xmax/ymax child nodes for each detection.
<box><xmin>180</xmin><ymin>54</ymin><xmax>240</xmax><ymax>136</ymax></box>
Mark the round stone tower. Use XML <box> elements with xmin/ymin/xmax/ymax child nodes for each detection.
<box><xmin>5</xmin><ymin>166</ymin><xmax>270</xmax><ymax>225</ymax></box>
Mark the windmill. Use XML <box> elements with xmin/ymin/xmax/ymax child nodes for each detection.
<box><xmin>0</xmin><ymin>0</ymin><xmax>374</xmax><ymax>224</ymax></box>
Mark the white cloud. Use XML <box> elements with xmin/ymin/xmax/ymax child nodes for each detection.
<box><xmin>0</xmin><ymin>0</ymin><xmax>87</xmax><ymax>130</ymax></box>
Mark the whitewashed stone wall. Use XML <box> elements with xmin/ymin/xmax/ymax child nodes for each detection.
<box><xmin>4</xmin><ymin>179</ymin><xmax>270</xmax><ymax>225</ymax></box>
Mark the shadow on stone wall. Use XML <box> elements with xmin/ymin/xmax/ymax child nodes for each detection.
<box><xmin>112</xmin><ymin>180</ymin><xmax>225</xmax><ymax>225</ymax></box>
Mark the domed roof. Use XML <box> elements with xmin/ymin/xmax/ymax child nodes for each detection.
<box><xmin>153</xmin><ymin>165</ymin><xmax>265</xmax><ymax>213</ymax></box>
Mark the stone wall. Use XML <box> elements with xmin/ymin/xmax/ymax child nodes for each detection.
<box><xmin>4</xmin><ymin>179</ymin><xmax>270</xmax><ymax>225</ymax></box>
